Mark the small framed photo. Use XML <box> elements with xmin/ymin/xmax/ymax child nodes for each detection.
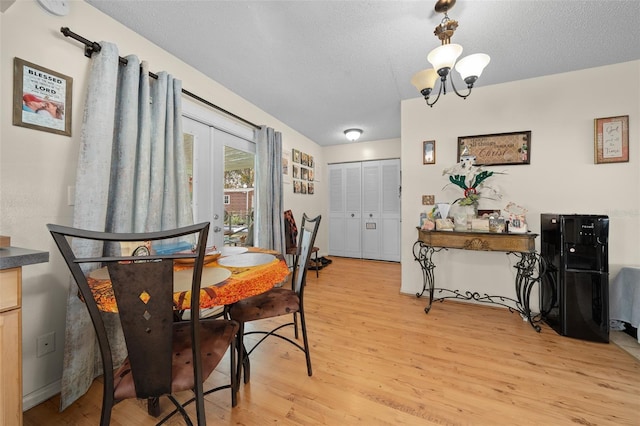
<box><xmin>594</xmin><ymin>115</ymin><xmax>629</xmax><ymax>164</ymax></box>
<box><xmin>292</xmin><ymin>149</ymin><xmax>301</xmax><ymax>163</ymax></box>
<box><xmin>423</xmin><ymin>140</ymin><xmax>436</xmax><ymax>164</ymax></box>
<box><xmin>13</xmin><ymin>57</ymin><xmax>72</xmax><ymax>136</ymax></box>
<box><xmin>282</xmin><ymin>151</ymin><xmax>291</xmax><ymax>184</ymax></box>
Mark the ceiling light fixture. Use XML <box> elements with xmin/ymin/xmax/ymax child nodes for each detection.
<box><xmin>344</xmin><ymin>128</ymin><xmax>363</xmax><ymax>142</ymax></box>
<box><xmin>411</xmin><ymin>0</ymin><xmax>490</xmax><ymax>107</ymax></box>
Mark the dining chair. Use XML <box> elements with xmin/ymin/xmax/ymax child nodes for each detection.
<box><xmin>284</xmin><ymin>209</ymin><xmax>321</xmax><ymax>277</ymax></box>
<box><xmin>229</xmin><ymin>213</ymin><xmax>321</xmax><ymax>384</ymax></box>
<box><xmin>48</xmin><ymin>222</ymin><xmax>239</xmax><ymax>426</ymax></box>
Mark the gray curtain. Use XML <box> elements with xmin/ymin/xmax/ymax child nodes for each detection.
<box><xmin>254</xmin><ymin>127</ymin><xmax>285</xmax><ymax>253</ymax></box>
<box><xmin>60</xmin><ymin>42</ymin><xmax>192</xmax><ymax>410</ymax></box>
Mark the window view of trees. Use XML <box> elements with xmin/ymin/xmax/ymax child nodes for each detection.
<box><xmin>224</xmin><ymin>147</ymin><xmax>255</xmax><ymax>245</ymax></box>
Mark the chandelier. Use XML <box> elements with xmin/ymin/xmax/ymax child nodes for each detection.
<box><xmin>411</xmin><ymin>0</ymin><xmax>490</xmax><ymax>107</ymax></box>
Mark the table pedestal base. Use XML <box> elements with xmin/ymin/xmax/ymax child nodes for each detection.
<box><xmin>413</xmin><ymin>240</ymin><xmax>545</xmax><ymax>332</ymax></box>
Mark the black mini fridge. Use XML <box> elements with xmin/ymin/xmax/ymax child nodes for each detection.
<box><xmin>540</xmin><ymin>214</ymin><xmax>609</xmax><ymax>343</ymax></box>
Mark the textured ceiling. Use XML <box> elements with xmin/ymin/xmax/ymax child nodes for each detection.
<box><xmin>85</xmin><ymin>0</ymin><xmax>640</xmax><ymax>146</ymax></box>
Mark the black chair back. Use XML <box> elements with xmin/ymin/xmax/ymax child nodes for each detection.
<box><xmin>47</xmin><ymin>222</ymin><xmax>225</xmax><ymax>425</ymax></box>
<box><xmin>292</xmin><ymin>213</ymin><xmax>321</xmax><ymax>295</ymax></box>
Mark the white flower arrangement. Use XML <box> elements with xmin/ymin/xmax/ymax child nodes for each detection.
<box><xmin>442</xmin><ymin>160</ymin><xmax>504</xmax><ymax>206</ymax></box>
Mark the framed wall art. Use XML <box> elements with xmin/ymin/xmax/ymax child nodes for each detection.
<box><xmin>13</xmin><ymin>57</ymin><xmax>72</xmax><ymax>136</ymax></box>
<box><xmin>423</xmin><ymin>140</ymin><xmax>436</xmax><ymax>164</ymax></box>
<box><xmin>594</xmin><ymin>115</ymin><xmax>629</xmax><ymax>164</ymax></box>
<box><xmin>282</xmin><ymin>151</ymin><xmax>291</xmax><ymax>183</ymax></box>
<box><xmin>457</xmin><ymin>131</ymin><xmax>531</xmax><ymax>166</ymax></box>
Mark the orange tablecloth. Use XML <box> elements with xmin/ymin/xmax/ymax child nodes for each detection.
<box><xmin>87</xmin><ymin>248</ymin><xmax>290</xmax><ymax>313</ymax></box>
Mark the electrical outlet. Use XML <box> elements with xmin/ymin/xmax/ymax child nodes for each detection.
<box><xmin>422</xmin><ymin>195</ymin><xmax>435</xmax><ymax>205</ymax></box>
<box><xmin>36</xmin><ymin>332</ymin><xmax>56</xmax><ymax>357</ymax></box>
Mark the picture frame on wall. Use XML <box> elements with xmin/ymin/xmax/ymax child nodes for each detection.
<box><xmin>292</xmin><ymin>149</ymin><xmax>301</xmax><ymax>163</ymax></box>
<box><xmin>13</xmin><ymin>57</ymin><xmax>73</xmax><ymax>136</ymax></box>
<box><xmin>457</xmin><ymin>131</ymin><xmax>531</xmax><ymax>166</ymax></box>
<box><xmin>423</xmin><ymin>140</ymin><xmax>436</xmax><ymax>164</ymax></box>
<box><xmin>282</xmin><ymin>151</ymin><xmax>291</xmax><ymax>184</ymax></box>
<box><xmin>594</xmin><ymin>115</ymin><xmax>629</xmax><ymax>164</ymax></box>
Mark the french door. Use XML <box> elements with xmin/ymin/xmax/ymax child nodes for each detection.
<box><xmin>182</xmin><ymin>102</ymin><xmax>255</xmax><ymax>249</ymax></box>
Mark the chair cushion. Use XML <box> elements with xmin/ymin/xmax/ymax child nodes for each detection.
<box><xmin>113</xmin><ymin>319</ymin><xmax>238</xmax><ymax>400</ymax></box>
<box><xmin>229</xmin><ymin>287</ymin><xmax>300</xmax><ymax>323</ymax></box>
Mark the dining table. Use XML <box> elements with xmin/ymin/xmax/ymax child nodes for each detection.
<box><xmin>85</xmin><ymin>245</ymin><xmax>290</xmax><ymax>417</ymax></box>
<box><xmin>86</xmin><ymin>246</ymin><xmax>291</xmax><ymax>313</ymax></box>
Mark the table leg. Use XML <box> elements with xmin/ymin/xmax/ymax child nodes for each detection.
<box><xmin>413</xmin><ymin>241</ymin><xmax>445</xmax><ymax>313</ymax></box>
<box><xmin>511</xmin><ymin>251</ymin><xmax>545</xmax><ymax>332</ymax></box>
<box><xmin>147</xmin><ymin>397</ymin><xmax>160</xmax><ymax>417</ymax></box>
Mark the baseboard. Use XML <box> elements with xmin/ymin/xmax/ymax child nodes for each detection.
<box><xmin>23</xmin><ymin>379</ymin><xmax>61</xmax><ymax>411</ymax></box>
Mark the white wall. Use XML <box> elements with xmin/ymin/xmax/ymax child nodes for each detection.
<box><xmin>324</xmin><ymin>138</ymin><xmax>401</xmax><ymax>164</ymax></box>
<box><xmin>401</xmin><ymin>61</ymin><xmax>640</xmax><ymax>307</ymax></box>
<box><xmin>0</xmin><ymin>0</ymin><xmax>325</xmax><ymax>408</ymax></box>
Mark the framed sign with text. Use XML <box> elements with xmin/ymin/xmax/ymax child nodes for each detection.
<box><xmin>13</xmin><ymin>57</ymin><xmax>73</xmax><ymax>136</ymax></box>
<box><xmin>594</xmin><ymin>115</ymin><xmax>629</xmax><ymax>164</ymax></box>
<box><xmin>458</xmin><ymin>131</ymin><xmax>531</xmax><ymax>166</ymax></box>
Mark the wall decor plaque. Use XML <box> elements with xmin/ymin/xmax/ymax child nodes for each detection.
<box><xmin>594</xmin><ymin>115</ymin><xmax>629</xmax><ymax>164</ymax></box>
<box><xmin>13</xmin><ymin>57</ymin><xmax>72</xmax><ymax>136</ymax></box>
<box><xmin>457</xmin><ymin>131</ymin><xmax>531</xmax><ymax>166</ymax></box>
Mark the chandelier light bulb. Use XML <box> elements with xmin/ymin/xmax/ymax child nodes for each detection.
<box><xmin>427</xmin><ymin>44</ymin><xmax>463</xmax><ymax>74</ymax></box>
<box><xmin>455</xmin><ymin>53</ymin><xmax>491</xmax><ymax>85</ymax></box>
<box><xmin>411</xmin><ymin>69</ymin><xmax>439</xmax><ymax>95</ymax></box>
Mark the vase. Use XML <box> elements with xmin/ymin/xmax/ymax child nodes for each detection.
<box><xmin>448</xmin><ymin>202</ymin><xmax>478</xmax><ymax>231</ymax></box>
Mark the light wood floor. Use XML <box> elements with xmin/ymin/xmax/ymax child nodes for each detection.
<box><xmin>24</xmin><ymin>257</ymin><xmax>640</xmax><ymax>425</ymax></box>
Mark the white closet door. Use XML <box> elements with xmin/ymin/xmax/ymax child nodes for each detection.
<box><xmin>380</xmin><ymin>159</ymin><xmax>401</xmax><ymax>261</ymax></box>
<box><xmin>344</xmin><ymin>162</ymin><xmax>362</xmax><ymax>258</ymax></box>
<box><xmin>328</xmin><ymin>159</ymin><xmax>399</xmax><ymax>261</ymax></box>
<box><xmin>361</xmin><ymin>161</ymin><xmax>381</xmax><ymax>260</ymax></box>
<box><xmin>328</xmin><ymin>164</ymin><xmax>346</xmax><ymax>256</ymax></box>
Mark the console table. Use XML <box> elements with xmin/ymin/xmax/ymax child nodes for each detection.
<box><xmin>413</xmin><ymin>229</ymin><xmax>544</xmax><ymax>331</ymax></box>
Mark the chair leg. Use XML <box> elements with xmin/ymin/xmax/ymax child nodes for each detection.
<box><xmin>235</xmin><ymin>322</ymin><xmax>244</xmax><ymax>388</ymax></box>
<box><xmin>235</xmin><ymin>322</ymin><xmax>251</xmax><ymax>386</ymax></box>
<box><xmin>293</xmin><ymin>312</ymin><xmax>299</xmax><ymax>340</ymax></box>
<box><xmin>230</xmin><ymin>332</ymin><xmax>238</xmax><ymax>407</ymax></box>
<box><xmin>314</xmin><ymin>250</ymin><xmax>319</xmax><ymax>278</ymax></box>
<box><xmin>299</xmin><ymin>309</ymin><xmax>312</xmax><ymax>376</ymax></box>
<box><xmin>243</xmin><ymin>344</ymin><xmax>251</xmax><ymax>384</ymax></box>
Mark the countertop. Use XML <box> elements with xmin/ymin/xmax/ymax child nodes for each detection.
<box><xmin>0</xmin><ymin>246</ymin><xmax>49</xmax><ymax>270</ymax></box>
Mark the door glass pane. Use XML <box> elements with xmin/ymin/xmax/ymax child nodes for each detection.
<box><xmin>183</xmin><ymin>133</ymin><xmax>194</xmax><ymax>204</ymax></box>
<box><xmin>223</xmin><ymin>146</ymin><xmax>255</xmax><ymax>246</ymax></box>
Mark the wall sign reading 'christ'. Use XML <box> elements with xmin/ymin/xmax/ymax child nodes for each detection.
<box><xmin>457</xmin><ymin>131</ymin><xmax>531</xmax><ymax>166</ymax></box>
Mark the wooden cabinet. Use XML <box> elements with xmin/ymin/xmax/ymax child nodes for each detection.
<box><xmin>0</xmin><ymin>267</ymin><xmax>22</xmax><ymax>426</ymax></box>
<box><xmin>0</xmin><ymin>247</ymin><xmax>48</xmax><ymax>426</ymax></box>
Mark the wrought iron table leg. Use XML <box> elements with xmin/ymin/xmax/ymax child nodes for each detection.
<box><xmin>510</xmin><ymin>251</ymin><xmax>545</xmax><ymax>332</ymax></box>
<box><xmin>413</xmin><ymin>241</ymin><xmax>444</xmax><ymax>313</ymax></box>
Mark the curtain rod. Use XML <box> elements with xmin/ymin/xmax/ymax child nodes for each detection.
<box><xmin>60</xmin><ymin>27</ymin><xmax>261</xmax><ymax>130</ymax></box>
